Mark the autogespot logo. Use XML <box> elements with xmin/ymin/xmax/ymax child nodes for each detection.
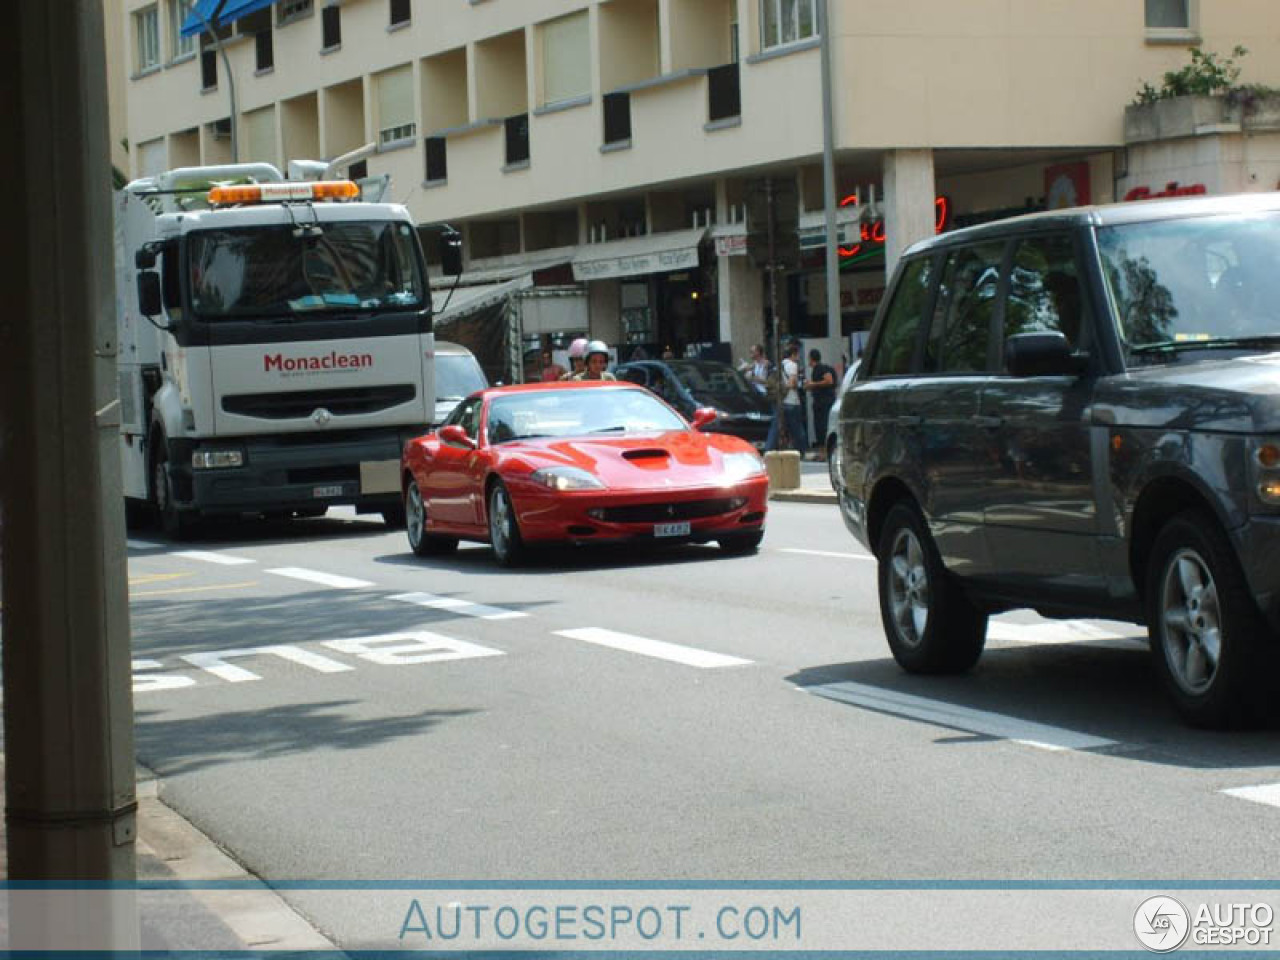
<box><xmin>1135</xmin><ymin>896</ymin><xmax>1191</xmax><ymax>952</ymax></box>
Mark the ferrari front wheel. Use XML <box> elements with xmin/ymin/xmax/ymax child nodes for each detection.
<box><xmin>406</xmin><ymin>480</ymin><xmax>458</xmax><ymax>558</ymax></box>
<box><xmin>487</xmin><ymin>480</ymin><xmax>526</xmax><ymax>567</ymax></box>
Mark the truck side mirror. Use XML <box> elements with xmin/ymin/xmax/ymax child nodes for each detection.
<box><xmin>440</xmin><ymin>229</ymin><xmax>463</xmax><ymax>277</ymax></box>
<box><xmin>137</xmin><ymin>271</ymin><xmax>162</xmax><ymax>317</ymax></box>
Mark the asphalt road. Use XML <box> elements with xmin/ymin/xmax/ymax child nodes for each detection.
<box><xmin>123</xmin><ymin>498</ymin><xmax>1280</xmax><ymax>947</ymax></box>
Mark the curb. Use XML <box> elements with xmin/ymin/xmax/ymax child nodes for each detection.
<box><xmin>769</xmin><ymin>487</ymin><xmax>837</xmax><ymax>504</ymax></box>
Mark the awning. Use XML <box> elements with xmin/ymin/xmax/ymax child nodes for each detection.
<box><xmin>181</xmin><ymin>0</ymin><xmax>274</xmax><ymax>37</ymax></box>
<box><xmin>432</xmin><ymin>275</ymin><xmax>534</xmax><ymax>324</ymax></box>
<box><xmin>429</xmin><ymin>251</ymin><xmax>574</xmax><ymax>290</ymax></box>
<box><xmin>571</xmin><ymin>227</ymin><xmax>706</xmax><ymax>282</ymax></box>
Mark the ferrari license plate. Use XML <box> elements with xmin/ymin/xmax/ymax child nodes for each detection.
<box><xmin>653</xmin><ymin>521</ymin><xmax>691</xmax><ymax>538</ymax></box>
<box><xmin>313</xmin><ymin>485</ymin><xmax>343</xmax><ymax>498</ymax></box>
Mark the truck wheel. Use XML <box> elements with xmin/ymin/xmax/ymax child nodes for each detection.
<box><xmin>1146</xmin><ymin>511</ymin><xmax>1271</xmax><ymax>728</ymax></box>
<box><xmin>405</xmin><ymin>480</ymin><xmax>457</xmax><ymax>557</ymax></box>
<box><xmin>151</xmin><ymin>445</ymin><xmax>196</xmax><ymax>540</ymax></box>
<box><xmin>877</xmin><ymin>501</ymin><xmax>987</xmax><ymax>674</ymax></box>
<box><xmin>487</xmin><ymin>481</ymin><xmax>525</xmax><ymax>567</ymax></box>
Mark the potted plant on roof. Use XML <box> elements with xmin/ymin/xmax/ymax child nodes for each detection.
<box><xmin>1125</xmin><ymin>45</ymin><xmax>1249</xmax><ymax>142</ymax></box>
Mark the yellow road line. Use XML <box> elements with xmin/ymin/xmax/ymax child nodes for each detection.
<box><xmin>130</xmin><ymin>581</ymin><xmax>258</xmax><ymax>598</ymax></box>
<box><xmin>128</xmin><ymin>573</ymin><xmax>191</xmax><ymax>586</ymax></box>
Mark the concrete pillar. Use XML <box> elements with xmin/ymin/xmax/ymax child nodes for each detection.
<box><xmin>716</xmin><ymin>254</ymin><xmax>764</xmax><ymax>362</ymax></box>
<box><xmin>883</xmin><ymin>148</ymin><xmax>936</xmax><ymax>280</ymax></box>
<box><xmin>3</xmin><ymin>0</ymin><xmax>139</xmax><ymax>947</ymax></box>
<box><xmin>588</xmin><ymin>278</ymin><xmax>622</xmax><ymax>344</ymax></box>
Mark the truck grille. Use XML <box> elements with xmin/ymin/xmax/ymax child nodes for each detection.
<box><xmin>222</xmin><ymin>385</ymin><xmax>416</xmax><ymax>420</ymax></box>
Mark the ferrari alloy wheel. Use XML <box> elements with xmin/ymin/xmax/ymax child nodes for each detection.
<box><xmin>406</xmin><ymin>480</ymin><xmax>457</xmax><ymax>557</ymax></box>
<box><xmin>1146</xmin><ymin>510</ymin><xmax>1269</xmax><ymax>728</ymax></box>
<box><xmin>487</xmin><ymin>481</ymin><xmax>525</xmax><ymax>567</ymax></box>
<box><xmin>876</xmin><ymin>501</ymin><xmax>986</xmax><ymax>674</ymax></box>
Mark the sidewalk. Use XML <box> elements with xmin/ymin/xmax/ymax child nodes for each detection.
<box><xmin>0</xmin><ymin>756</ymin><xmax>338</xmax><ymax>953</ymax></box>
<box><xmin>768</xmin><ymin>458</ymin><xmax>838</xmax><ymax>505</ymax></box>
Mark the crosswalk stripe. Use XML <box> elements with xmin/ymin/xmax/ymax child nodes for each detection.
<box><xmin>173</xmin><ymin>550</ymin><xmax>256</xmax><ymax>566</ymax></box>
<box><xmin>1222</xmin><ymin>783</ymin><xmax>1280</xmax><ymax>809</ymax></box>
<box><xmin>389</xmin><ymin>592</ymin><xmax>528</xmax><ymax>620</ymax></box>
<box><xmin>805</xmin><ymin>681</ymin><xmax>1117</xmax><ymax>752</ymax></box>
<box><xmin>267</xmin><ymin>567</ymin><xmax>374</xmax><ymax>589</ymax></box>
<box><xmin>555</xmin><ymin>628</ymin><xmax>752</xmax><ymax>669</ymax></box>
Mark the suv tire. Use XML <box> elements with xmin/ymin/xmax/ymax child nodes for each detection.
<box><xmin>877</xmin><ymin>501</ymin><xmax>987</xmax><ymax>674</ymax></box>
<box><xmin>1146</xmin><ymin>510</ymin><xmax>1271</xmax><ymax>729</ymax></box>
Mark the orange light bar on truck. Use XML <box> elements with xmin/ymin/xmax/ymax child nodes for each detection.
<box><xmin>207</xmin><ymin>180</ymin><xmax>361</xmax><ymax>205</ymax></box>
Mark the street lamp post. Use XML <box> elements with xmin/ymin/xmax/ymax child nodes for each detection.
<box><xmin>193</xmin><ymin>3</ymin><xmax>238</xmax><ymax>162</ymax></box>
<box><xmin>819</xmin><ymin>0</ymin><xmax>840</xmax><ymax>342</ymax></box>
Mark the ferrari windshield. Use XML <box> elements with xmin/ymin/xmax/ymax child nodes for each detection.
<box><xmin>1097</xmin><ymin>211</ymin><xmax>1280</xmax><ymax>354</ymax></box>
<box><xmin>486</xmin><ymin>388</ymin><xmax>688</xmax><ymax>444</ymax></box>
<box><xmin>667</xmin><ymin>361</ymin><xmax>757</xmax><ymax>397</ymax></box>
<box><xmin>188</xmin><ymin>221</ymin><xmax>425</xmax><ymax>319</ymax></box>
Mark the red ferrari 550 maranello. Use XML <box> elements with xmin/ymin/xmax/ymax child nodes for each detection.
<box><xmin>400</xmin><ymin>381</ymin><xmax>769</xmax><ymax>565</ymax></box>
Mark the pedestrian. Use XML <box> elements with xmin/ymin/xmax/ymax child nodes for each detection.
<box><xmin>804</xmin><ymin>348</ymin><xmax>836</xmax><ymax>461</ymax></box>
<box><xmin>539</xmin><ymin>348</ymin><xmax>566</xmax><ymax>382</ymax></box>
<box><xmin>764</xmin><ymin>341</ymin><xmax>806</xmax><ymax>454</ymax></box>
<box><xmin>559</xmin><ymin>337</ymin><xmax>589</xmax><ymax>380</ymax></box>
<box><xmin>572</xmin><ymin>340</ymin><xmax>616</xmax><ymax>381</ymax></box>
<box><xmin>741</xmin><ymin>343</ymin><xmax>770</xmax><ymax>394</ymax></box>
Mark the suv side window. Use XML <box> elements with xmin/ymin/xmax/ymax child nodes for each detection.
<box><xmin>868</xmin><ymin>256</ymin><xmax>934</xmax><ymax>377</ymax></box>
<box><xmin>924</xmin><ymin>242</ymin><xmax>1004</xmax><ymax>373</ymax></box>
<box><xmin>1005</xmin><ymin>233</ymin><xmax>1087</xmax><ymax>354</ymax></box>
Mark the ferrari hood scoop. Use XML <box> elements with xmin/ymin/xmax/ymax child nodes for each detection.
<box><xmin>622</xmin><ymin>448</ymin><xmax>671</xmax><ymax>461</ymax></box>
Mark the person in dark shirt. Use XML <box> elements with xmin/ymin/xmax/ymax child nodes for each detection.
<box><xmin>804</xmin><ymin>348</ymin><xmax>836</xmax><ymax>461</ymax></box>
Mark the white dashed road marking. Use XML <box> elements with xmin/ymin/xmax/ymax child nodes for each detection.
<box><xmin>174</xmin><ymin>550</ymin><xmax>257</xmax><ymax>566</ymax></box>
<box><xmin>389</xmin><ymin>592</ymin><xmax>528</xmax><ymax>620</ymax></box>
<box><xmin>266</xmin><ymin>567</ymin><xmax>375</xmax><ymax>589</ymax></box>
<box><xmin>1222</xmin><ymin>783</ymin><xmax>1280</xmax><ymax>809</ymax></box>
<box><xmin>805</xmin><ymin>681</ymin><xmax>1118</xmax><ymax>752</ymax></box>
<box><xmin>779</xmin><ymin>548</ymin><xmax>875</xmax><ymax>561</ymax></box>
<box><xmin>555</xmin><ymin>628</ymin><xmax>753</xmax><ymax>669</ymax></box>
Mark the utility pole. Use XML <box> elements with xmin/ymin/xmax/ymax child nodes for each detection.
<box><xmin>195</xmin><ymin>3</ymin><xmax>239</xmax><ymax>163</ymax></box>
<box><xmin>2</xmin><ymin>0</ymin><xmax>139</xmax><ymax>949</ymax></box>
<box><xmin>819</xmin><ymin>0</ymin><xmax>841</xmax><ymax>342</ymax></box>
<box><xmin>765</xmin><ymin>177</ymin><xmax>786</xmax><ymax>446</ymax></box>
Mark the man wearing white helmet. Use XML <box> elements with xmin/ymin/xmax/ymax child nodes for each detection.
<box><xmin>572</xmin><ymin>340</ymin><xmax>616</xmax><ymax>381</ymax></box>
<box><xmin>559</xmin><ymin>337</ymin><xmax>590</xmax><ymax>380</ymax></box>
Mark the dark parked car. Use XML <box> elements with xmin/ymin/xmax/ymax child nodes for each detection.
<box><xmin>836</xmin><ymin>191</ymin><xmax>1280</xmax><ymax>728</ymax></box>
<box><xmin>614</xmin><ymin>359</ymin><xmax>772</xmax><ymax>450</ymax></box>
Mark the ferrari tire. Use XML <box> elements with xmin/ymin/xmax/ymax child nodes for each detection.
<box><xmin>877</xmin><ymin>501</ymin><xmax>987</xmax><ymax>674</ymax></box>
<box><xmin>718</xmin><ymin>530</ymin><xmax>764</xmax><ymax>554</ymax></box>
<box><xmin>487</xmin><ymin>480</ymin><xmax>526</xmax><ymax>567</ymax></box>
<box><xmin>405</xmin><ymin>480</ymin><xmax>458</xmax><ymax>558</ymax></box>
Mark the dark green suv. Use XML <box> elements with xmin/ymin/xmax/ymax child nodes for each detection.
<box><xmin>836</xmin><ymin>192</ymin><xmax>1280</xmax><ymax>728</ymax></box>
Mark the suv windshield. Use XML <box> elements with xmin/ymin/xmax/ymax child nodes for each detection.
<box><xmin>188</xmin><ymin>221</ymin><xmax>425</xmax><ymax>319</ymax></box>
<box><xmin>1097</xmin><ymin>211</ymin><xmax>1280</xmax><ymax>356</ymax></box>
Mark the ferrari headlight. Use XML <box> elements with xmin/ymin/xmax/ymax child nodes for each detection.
<box><xmin>721</xmin><ymin>450</ymin><xmax>766</xmax><ymax>483</ymax></box>
<box><xmin>529</xmin><ymin>466</ymin><xmax>606</xmax><ymax>491</ymax></box>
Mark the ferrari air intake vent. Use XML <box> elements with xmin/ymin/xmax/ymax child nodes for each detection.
<box><xmin>621</xmin><ymin>448</ymin><xmax>670</xmax><ymax>461</ymax></box>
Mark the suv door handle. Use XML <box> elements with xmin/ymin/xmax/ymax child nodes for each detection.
<box><xmin>973</xmin><ymin>415</ymin><xmax>1004</xmax><ymax>429</ymax></box>
<box><xmin>895</xmin><ymin>415</ymin><xmax>923</xmax><ymax>427</ymax></box>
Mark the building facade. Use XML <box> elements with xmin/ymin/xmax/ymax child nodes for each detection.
<box><xmin>116</xmin><ymin>0</ymin><xmax>1280</xmax><ymax>376</ymax></box>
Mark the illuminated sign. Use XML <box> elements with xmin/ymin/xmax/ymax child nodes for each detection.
<box><xmin>1123</xmin><ymin>181</ymin><xmax>1207</xmax><ymax>202</ymax></box>
<box><xmin>838</xmin><ymin>195</ymin><xmax>950</xmax><ymax>260</ymax></box>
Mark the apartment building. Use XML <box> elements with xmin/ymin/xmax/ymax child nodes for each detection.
<box><xmin>118</xmin><ymin>0</ymin><xmax>1280</xmax><ymax>373</ymax></box>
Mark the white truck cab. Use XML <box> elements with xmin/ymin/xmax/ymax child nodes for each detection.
<box><xmin>116</xmin><ymin>162</ymin><xmax>453</xmax><ymax>536</ymax></box>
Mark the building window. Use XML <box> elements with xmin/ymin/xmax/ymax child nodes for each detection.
<box><xmin>1145</xmin><ymin>0</ymin><xmax>1190</xmax><ymax>29</ymax></box>
<box><xmin>134</xmin><ymin>5</ymin><xmax>161</xmax><ymax>72</ymax></box>
<box><xmin>322</xmin><ymin>4</ymin><xmax>341</xmax><ymax>48</ymax></box>
<box><xmin>760</xmin><ymin>0</ymin><xmax>817</xmax><ymax>50</ymax></box>
<box><xmin>707</xmin><ymin>63</ymin><xmax>740</xmax><ymax>122</ymax></box>
<box><xmin>603</xmin><ymin>92</ymin><xmax>631</xmax><ymax>146</ymax></box>
<box><xmin>200</xmin><ymin>42</ymin><xmax>217</xmax><ymax>88</ymax></box>
<box><xmin>256</xmin><ymin>28</ymin><xmax>273</xmax><ymax>71</ymax></box>
<box><xmin>278</xmin><ymin>0</ymin><xmax>313</xmax><ymax>24</ymax></box>
<box><xmin>376</xmin><ymin>65</ymin><xmax>416</xmax><ymax>146</ymax></box>
<box><xmin>540</xmin><ymin>11</ymin><xmax>590</xmax><ymax>106</ymax></box>
<box><xmin>425</xmin><ymin>137</ymin><xmax>447</xmax><ymax>182</ymax></box>
<box><xmin>505</xmin><ymin>113</ymin><xmax>530</xmax><ymax>166</ymax></box>
<box><xmin>168</xmin><ymin>0</ymin><xmax>195</xmax><ymax>58</ymax></box>
<box><xmin>390</xmin><ymin>0</ymin><xmax>411</xmax><ymax>27</ymax></box>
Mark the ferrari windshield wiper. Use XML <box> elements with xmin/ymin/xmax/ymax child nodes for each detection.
<box><xmin>1131</xmin><ymin>334</ymin><xmax>1280</xmax><ymax>354</ymax></box>
<box><xmin>588</xmin><ymin>425</ymin><xmax>628</xmax><ymax>434</ymax></box>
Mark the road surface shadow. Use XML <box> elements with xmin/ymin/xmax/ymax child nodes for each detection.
<box><xmin>376</xmin><ymin>539</ymin><xmax>760</xmax><ymax>575</ymax></box>
<box><xmin>787</xmin><ymin>642</ymin><xmax>1280</xmax><ymax>769</ymax></box>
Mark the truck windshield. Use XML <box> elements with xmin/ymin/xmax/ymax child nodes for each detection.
<box><xmin>187</xmin><ymin>221</ymin><xmax>425</xmax><ymax>319</ymax></box>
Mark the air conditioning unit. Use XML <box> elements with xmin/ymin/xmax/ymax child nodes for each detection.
<box><xmin>209</xmin><ymin>119</ymin><xmax>231</xmax><ymax>141</ymax></box>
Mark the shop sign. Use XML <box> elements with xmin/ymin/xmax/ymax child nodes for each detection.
<box><xmin>1045</xmin><ymin>162</ymin><xmax>1092</xmax><ymax>209</ymax></box>
<box><xmin>714</xmin><ymin>234</ymin><xmax>749</xmax><ymax>257</ymax></box>
<box><xmin>837</xmin><ymin>195</ymin><xmax>950</xmax><ymax>262</ymax></box>
<box><xmin>573</xmin><ymin>246</ymin><xmax>700</xmax><ymax>281</ymax></box>
<box><xmin>1124</xmin><ymin>181</ymin><xmax>1207</xmax><ymax>202</ymax></box>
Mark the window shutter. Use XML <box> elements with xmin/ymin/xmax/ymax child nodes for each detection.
<box><xmin>243</xmin><ymin>107</ymin><xmax>276</xmax><ymax>163</ymax></box>
<box><xmin>541</xmin><ymin>11</ymin><xmax>589</xmax><ymax>105</ymax></box>
<box><xmin>377</xmin><ymin>66</ymin><xmax>415</xmax><ymax>141</ymax></box>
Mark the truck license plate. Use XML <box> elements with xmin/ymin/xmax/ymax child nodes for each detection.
<box><xmin>653</xmin><ymin>522</ymin><xmax>691</xmax><ymax>538</ymax></box>
<box><xmin>313</xmin><ymin>485</ymin><xmax>343</xmax><ymax>498</ymax></box>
